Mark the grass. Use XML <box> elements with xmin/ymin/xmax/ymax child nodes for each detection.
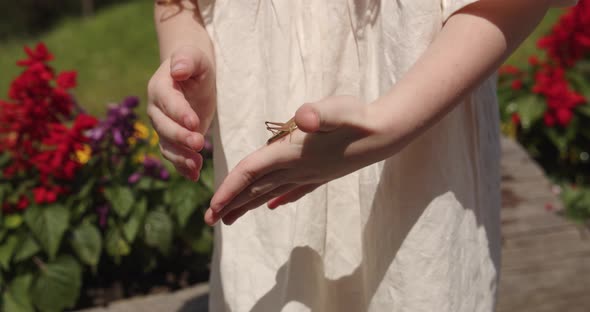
<box><xmin>0</xmin><ymin>0</ymin><xmax>158</xmax><ymax>117</ymax></box>
<box><xmin>0</xmin><ymin>4</ymin><xmax>567</xmax><ymax>117</ymax></box>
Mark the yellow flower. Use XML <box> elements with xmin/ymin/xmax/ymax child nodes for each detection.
<box><xmin>75</xmin><ymin>144</ymin><xmax>92</xmax><ymax>165</ymax></box>
<box><xmin>134</xmin><ymin>152</ymin><xmax>158</xmax><ymax>164</ymax></box>
<box><xmin>134</xmin><ymin>121</ymin><xmax>150</xmax><ymax>139</ymax></box>
<box><xmin>501</xmin><ymin>122</ymin><xmax>517</xmax><ymax>139</ymax></box>
<box><xmin>134</xmin><ymin>154</ymin><xmax>145</xmax><ymax>164</ymax></box>
<box><xmin>150</xmin><ymin>130</ymin><xmax>159</xmax><ymax>147</ymax></box>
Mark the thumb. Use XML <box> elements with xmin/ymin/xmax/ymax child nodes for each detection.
<box><xmin>294</xmin><ymin>96</ymin><xmax>361</xmax><ymax>133</ymax></box>
<box><xmin>169</xmin><ymin>45</ymin><xmax>211</xmax><ymax>82</ymax></box>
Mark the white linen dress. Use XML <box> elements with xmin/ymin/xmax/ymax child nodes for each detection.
<box><xmin>197</xmin><ymin>0</ymin><xmax>577</xmax><ymax>311</ymax></box>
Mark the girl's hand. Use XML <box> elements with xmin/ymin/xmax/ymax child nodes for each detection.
<box><xmin>204</xmin><ymin>95</ymin><xmax>393</xmax><ymax>226</ymax></box>
<box><xmin>147</xmin><ymin>45</ymin><xmax>216</xmax><ymax>181</ymax></box>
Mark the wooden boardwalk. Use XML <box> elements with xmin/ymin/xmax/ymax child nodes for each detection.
<box><xmin>497</xmin><ymin>138</ymin><xmax>590</xmax><ymax>312</ymax></box>
<box><xmin>81</xmin><ymin>137</ymin><xmax>590</xmax><ymax>312</ymax></box>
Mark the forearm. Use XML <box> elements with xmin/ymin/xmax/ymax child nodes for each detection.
<box><xmin>154</xmin><ymin>0</ymin><xmax>214</xmax><ymax>64</ymax></box>
<box><xmin>370</xmin><ymin>0</ymin><xmax>551</xmax><ymax>155</ymax></box>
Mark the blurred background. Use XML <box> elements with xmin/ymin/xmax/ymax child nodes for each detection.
<box><xmin>0</xmin><ymin>0</ymin><xmax>158</xmax><ymax>118</ymax></box>
<box><xmin>0</xmin><ymin>1</ymin><xmax>589</xmax><ymax>312</ymax></box>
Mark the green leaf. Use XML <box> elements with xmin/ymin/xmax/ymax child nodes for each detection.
<box><xmin>32</xmin><ymin>256</ymin><xmax>82</xmax><ymax>312</ymax></box>
<box><xmin>0</xmin><ymin>152</ymin><xmax>11</xmax><ymax>167</ymax></box>
<box><xmin>13</xmin><ymin>235</ymin><xmax>41</xmax><ymax>263</ymax></box>
<box><xmin>545</xmin><ymin>128</ymin><xmax>569</xmax><ymax>155</ymax></box>
<box><xmin>0</xmin><ymin>228</ymin><xmax>7</xmax><ymax>242</ymax></box>
<box><xmin>0</xmin><ymin>235</ymin><xmax>19</xmax><ymax>270</ymax></box>
<box><xmin>144</xmin><ymin>210</ymin><xmax>173</xmax><ymax>255</ymax></box>
<box><xmin>3</xmin><ymin>273</ymin><xmax>34</xmax><ymax>312</ymax></box>
<box><xmin>123</xmin><ymin>197</ymin><xmax>147</xmax><ymax>243</ymax></box>
<box><xmin>192</xmin><ymin>227</ymin><xmax>213</xmax><ymax>254</ymax></box>
<box><xmin>170</xmin><ymin>183</ymin><xmax>209</xmax><ymax>228</ymax></box>
<box><xmin>71</xmin><ymin>223</ymin><xmax>102</xmax><ymax>267</ymax></box>
<box><xmin>105</xmin><ymin>227</ymin><xmax>130</xmax><ymax>262</ymax></box>
<box><xmin>72</xmin><ymin>199</ymin><xmax>91</xmax><ymax>222</ymax></box>
<box><xmin>566</xmin><ymin>70</ymin><xmax>590</xmax><ymax>99</ymax></box>
<box><xmin>180</xmin><ymin>214</ymin><xmax>212</xmax><ymax>254</ymax></box>
<box><xmin>576</xmin><ymin>104</ymin><xmax>590</xmax><ymax>119</ymax></box>
<box><xmin>104</xmin><ymin>186</ymin><xmax>135</xmax><ymax>218</ymax></box>
<box><xmin>24</xmin><ymin>205</ymin><xmax>70</xmax><ymax>260</ymax></box>
<box><xmin>77</xmin><ymin>177</ymin><xmax>97</xmax><ymax>199</ymax></box>
<box><xmin>200</xmin><ymin>161</ymin><xmax>215</xmax><ymax>192</ymax></box>
<box><xmin>516</xmin><ymin>95</ymin><xmax>547</xmax><ymax>130</ymax></box>
<box><xmin>4</xmin><ymin>214</ymin><xmax>23</xmax><ymax>229</ymax></box>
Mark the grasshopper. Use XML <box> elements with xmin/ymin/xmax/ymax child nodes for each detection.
<box><xmin>265</xmin><ymin>117</ymin><xmax>298</xmax><ymax>144</ymax></box>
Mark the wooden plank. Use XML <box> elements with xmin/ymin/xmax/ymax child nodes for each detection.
<box><xmin>501</xmin><ymin>212</ymin><xmax>572</xmax><ymax>238</ymax></box>
<box><xmin>498</xmin><ymin>137</ymin><xmax>590</xmax><ymax>311</ymax></box>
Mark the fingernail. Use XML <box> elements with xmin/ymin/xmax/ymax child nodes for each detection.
<box><xmin>185</xmin><ymin>158</ymin><xmax>196</xmax><ymax>171</ymax></box>
<box><xmin>184</xmin><ymin>115</ymin><xmax>197</xmax><ymax>131</ymax></box>
<box><xmin>187</xmin><ymin>135</ymin><xmax>199</xmax><ymax>150</ymax></box>
<box><xmin>212</xmin><ymin>204</ymin><xmax>224</xmax><ymax>213</ymax></box>
<box><xmin>204</xmin><ymin>209</ymin><xmax>217</xmax><ymax>226</ymax></box>
<box><xmin>171</xmin><ymin>62</ymin><xmax>188</xmax><ymax>73</ymax></box>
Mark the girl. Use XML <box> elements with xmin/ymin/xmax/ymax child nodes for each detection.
<box><xmin>148</xmin><ymin>0</ymin><xmax>577</xmax><ymax>311</ymax></box>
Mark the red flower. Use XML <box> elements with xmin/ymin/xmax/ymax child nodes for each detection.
<box><xmin>32</xmin><ymin>114</ymin><xmax>98</xmax><ymax>181</ymax></box>
<box><xmin>2</xmin><ymin>202</ymin><xmax>12</xmax><ymax>214</ymax></box>
<box><xmin>499</xmin><ymin>65</ymin><xmax>520</xmax><ymax>75</ymax></box>
<box><xmin>17</xmin><ymin>196</ymin><xmax>29</xmax><ymax>211</ymax></box>
<box><xmin>33</xmin><ymin>186</ymin><xmax>64</xmax><ymax>204</ymax></box>
<box><xmin>555</xmin><ymin>108</ymin><xmax>573</xmax><ymax>126</ymax></box>
<box><xmin>0</xmin><ymin>42</ymin><xmax>87</xmax><ymax>182</ymax></box>
<box><xmin>511</xmin><ymin>113</ymin><xmax>521</xmax><ymax>125</ymax></box>
<box><xmin>16</xmin><ymin>43</ymin><xmax>54</xmax><ymax>67</ymax></box>
<box><xmin>544</xmin><ymin>112</ymin><xmax>556</xmax><ymax>127</ymax></box>
<box><xmin>511</xmin><ymin>80</ymin><xmax>523</xmax><ymax>90</ymax></box>
<box><xmin>56</xmin><ymin>71</ymin><xmax>77</xmax><ymax>89</ymax></box>
<box><xmin>537</xmin><ymin>0</ymin><xmax>590</xmax><ymax>67</ymax></box>
<box><xmin>531</xmin><ymin>65</ymin><xmax>585</xmax><ymax>127</ymax></box>
<box><xmin>528</xmin><ymin>56</ymin><xmax>540</xmax><ymax>66</ymax></box>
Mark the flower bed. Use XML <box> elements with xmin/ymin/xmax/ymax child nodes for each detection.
<box><xmin>498</xmin><ymin>0</ymin><xmax>590</xmax><ymax>221</ymax></box>
<box><xmin>0</xmin><ymin>43</ymin><xmax>213</xmax><ymax>311</ymax></box>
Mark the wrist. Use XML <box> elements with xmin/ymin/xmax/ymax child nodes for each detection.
<box><xmin>365</xmin><ymin>94</ymin><xmax>417</xmax><ymax>159</ymax></box>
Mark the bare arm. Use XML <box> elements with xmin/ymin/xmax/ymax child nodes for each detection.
<box><xmin>203</xmin><ymin>0</ymin><xmax>568</xmax><ymax>224</ymax></box>
<box><xmin>148</xmin><ymin>0</ymin><xmax>217</xmax><ymax>181</ymax></box>
<box><xmin>154</xmin><ymin>0</ymin><xmax>214</xmax><ymax>64</ymax></box>
<box><xmin>371</xmin><ymin>0</ymin><xmax>552</xmax><ymax>155</ymax></box>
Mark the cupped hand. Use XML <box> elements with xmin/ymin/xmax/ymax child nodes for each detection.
<box><xmin>204</xmin><ymin>95</ymin><xmax>392</xmax><ymax>226</ymax></box>
<box><xmin>147</xmin><ymin>45</ymin><xmax>216</xmax><ymax>181</ymax></box>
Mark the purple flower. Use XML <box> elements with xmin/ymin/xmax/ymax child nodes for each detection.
<box><xmin>159</xmin><ymin>168</ymin><xmax>170</xmax><ymax>180</ymax></box>
<box><xmin>113</xmin><ymin>129</ymin><xmax>125</xmax><ymax>146</ymax></box>
<box><xmin>204</xmin><ymin>137</ymin><xmax>213</xmax><ymax>153</ymax></box>
<box><xmin>96</xmin><ymin>204</ymin><xmax>110</xmax><ymax>229</ymax></box>
<box><xmin>142</xmin><ymin>156</ymin><xmax>170</xmax><ymax>181</ymax></box>
<box><xmin>143</xmin><ymin>156</ymin><xmax>160</xmax><ymax>169</ymax></box>
<box><xmin>89</xmin><ymin>97</ymin><xmax>139</xmax><ymax>152</ymax></box>
<box><xmin>122</xmin><ymin>96</ymin><xmax>139</xmax><ymax>109</ymax></box>
<box><xmin>128</xmin><ymin>172</ymin><xmax>142</xmax><ymax>184</ymax></box>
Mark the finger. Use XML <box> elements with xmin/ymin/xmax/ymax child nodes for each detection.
<box><xmin>173</xmin><ymin>160</ymin><xmax>200</xmax><ymax>181</ymax></box>
<box><xmin>294</xmin><ymin>96</ymin><xmax>366</xmax><ymax>133</ymax></box>
<box><xmin>221</xmin><ymin>184</ymin><xmax>297</xmax><ymax>225</ymax></box>
<box><xmin>215</xmin><ymin>169</ymin><xmax>288</xmax><ymax>215</ymax></box>
<box><xmin>208</xmin><ymin>146</ymin><xmax>290</xmax><ymax>213</ymax></box>
<box><xmin>220</xmin><ymin>207</ymin><xmax>248</xmax><ymax>226</ymax></box>
<box><xmin>267</xmin><ymin>183</ymin><xmax>321</xmax><ymax>209</ymax></box>
<box><xmin>147</xmin><ymin>104</ymin><xmax>204</xmax><ymax>151</ymax></box>
<box><xmin>170</xmin><ymin>45</ymin><xmax>213</xmax><ymax>82</ymax></box>
<box><xmin>159</xmin><ymin>139</ymin><xmax>203</xmax><ymax>180</ymax></box>
<box><xmin>148</xmin><ymin>69</ymin><xmax>200</xmax><ymax>131</ymax></box>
